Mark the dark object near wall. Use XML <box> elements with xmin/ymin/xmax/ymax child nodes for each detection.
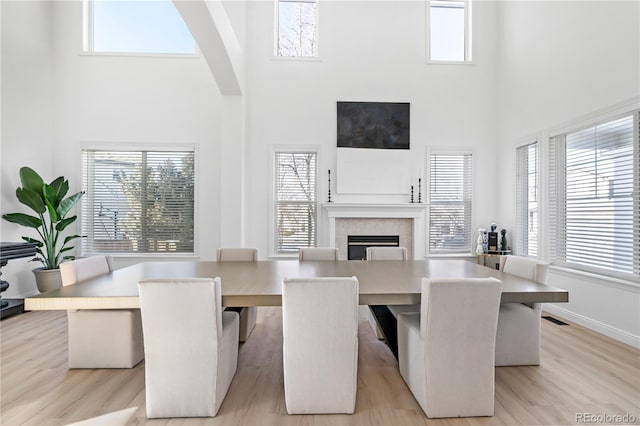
<box><xmin>337</xmin><ymin>102</ymin><xmax>410</xmax><ymax>149</ymax></box>
<box><xmin>542</xmin><ymin>316</ymin><xmax>569</xmax><ymax>326</ymax></box>
<box><xmin>488</xmin><ymin>232</ymin><xmax>499</xmax><ymax>251</ymax></box>
<box><xmin>1</xmin><ymin>242</ymin><xmax>37</xmax><ymax>319</ymax></box>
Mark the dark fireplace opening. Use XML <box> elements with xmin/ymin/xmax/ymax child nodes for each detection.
<box><xmin>347</xmin><ymin>235</ymin><xmax>400</xmax><ymax>260</ymax></box>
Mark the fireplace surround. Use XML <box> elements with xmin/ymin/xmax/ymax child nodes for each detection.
<box><xmin>322</xmin><ymin>203</ymin><xmax>427</xmax><ymax>260</ymax></box>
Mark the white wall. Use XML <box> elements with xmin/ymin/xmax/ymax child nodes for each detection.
<box><xmin>1</xmin><ymin>1</ymin><xmax>227</xmax><ymax>297</ymax></box>
<box><xmin>244</xmin><ymin>0</ymin><xmax>500</xmax><ymax>256</ymax></box>
<box><xmin>1</xmin><ymin>1</ymin><xmax>55</xmax><ymax>297</ymax></box>
<box><xmin>496</xmin><ymin>1</ymin><xmax>640</xmax><ymax>346</ymax></box>
<box><xmin>53</xmin><ymin>1</ymin><xmax>226</xmax><ymax>271</ymax></box>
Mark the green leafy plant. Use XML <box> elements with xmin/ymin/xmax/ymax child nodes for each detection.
<box><xmin>2</xmin><ymin>167</ymin><xmax>84</xmax><ymax>269</ymax></box>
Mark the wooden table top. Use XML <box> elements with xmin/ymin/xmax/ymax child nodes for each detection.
<box><xmin>24</xmin><ymin>259</ymin><xmax>569</xmax><ymax>311</ymax></box>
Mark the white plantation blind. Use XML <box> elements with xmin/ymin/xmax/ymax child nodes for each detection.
<box><xmin>428</xmin><ymin>152</ymin><xmax>472</xmax><ymax>254</ymax></box>
<box><xmin>81</xmin><ymin>149</ymin><xmax>195</xmax><ymax>255</ymax></box>
<box><xmin>274</xmin><ymin>151</ymin><xmax>317</xmax><ymax>253</ymax></box>
<box><xmin>515</xmin><ymin>142</ymin><xmax>538</xmax><ymax>257</ymax></box>
<box><xmin>549</xmin><ymin>113</ymin><xmax>639</xmax><ymax>279</ymax></box>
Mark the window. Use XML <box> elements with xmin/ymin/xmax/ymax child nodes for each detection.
<box><xmin>81</xmin><ymin>148</ymin><xmax>195</xmax><ymax>255</ymax></box>
<box><xmin>516</xmin><ymin>142</ymin><xmax>539</xmax><ymax>257</ymax></box>
<box><xmin>276</xmin><ymin>0</ymin><xmax>317</xmax><ymax>58</ymax></box>
<box><xmin>427</xmin><ymin>151</ymin><xmax>473</xmax><ymax>254</ymax></box>
<box><xmin>274</xmin><ymin>151</ymin><xmax>317</xmax><ymax>254</ymax></box>
<box><xmin>550</xmin><ymin>112</ymin><xmax>639</xmax><ymax>280</ymax></box>
<box><xmin>427</xmin><ymin>0</ymin><xmax>472</xmax><ymax>62</ymax></box>
<box><xmin>83</xmin><ymin>0</ymin><xmax>195</xmax><ymax>55</ymax></box>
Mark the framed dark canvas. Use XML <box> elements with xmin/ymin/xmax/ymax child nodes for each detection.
<box><xmin>337</xmin><ymin>102</ymin><xmax>410</xmax><ymax>149</ymax></box>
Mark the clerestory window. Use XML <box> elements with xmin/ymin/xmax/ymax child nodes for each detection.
<box><xmin>83</xmin><ymin>0</ymin><xmax>196</xmax><ymax>55</ymax></box>
<box><xmin>427</xmin><ymin>0</ymin><xmax>472</xmax><ymax>63</ymax></box>
<box><xmin>276</xmin><ymin>0</ymin><xmax>318</xmax><ymax>58</ymax></box>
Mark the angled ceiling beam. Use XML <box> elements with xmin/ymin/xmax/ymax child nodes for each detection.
<box><xmin>173</xmin><ymin>0</ymin><xmax>244</xmax><ymax>96</ymax></box>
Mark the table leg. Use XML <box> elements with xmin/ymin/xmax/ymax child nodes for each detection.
<box><xmin>368</xmin><ymin>305</ymin><xmax>398</xmax><ymax>359</ymax></box>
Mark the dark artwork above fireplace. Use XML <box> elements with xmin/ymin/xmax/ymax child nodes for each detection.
<box><xmin>347</xmin><ymin>235</ymin><xmax>400</xmax><ymax>260</ymax></box>
<box><xmin>337</xmin><ymin>102</ymin><xmax>410</xmax><ymax>149</ymax></box>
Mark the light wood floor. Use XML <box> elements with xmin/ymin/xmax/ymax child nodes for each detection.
<box><xmin>1</xmin><ymin>307</ymin><xmax>639</xmax><ymax>426</ymax></box>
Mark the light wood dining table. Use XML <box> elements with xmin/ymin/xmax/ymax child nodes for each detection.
<box><xmin>24</xmin><ymin>259</ymin><xmax>568</xmax><ymax>311</ymax></box>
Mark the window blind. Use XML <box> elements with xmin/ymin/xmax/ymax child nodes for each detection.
<box><xmin>428</xmin><ymin>152</ymin><xmax>472</xmax><ymax>254</ymax></box>
<box><xmin>274</xmin><ymin>151</ymin><xmax>317</xmax><ymax>253</ymax></box>
<box><xmin>549</xmin><ymin>113</ymin><xmax>639</xmax><ymax>279</ymax></box>
<box><xmin>515</xmin><ymin>142</ymin><xmax>538</xmax><ymax>257</ymax></box>
<box><xmin>81</xmin><ymin>149</ymin><xmax>195</xmax><ymax>254</ymax></box>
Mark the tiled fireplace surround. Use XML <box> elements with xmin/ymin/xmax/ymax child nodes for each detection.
<box><xmin>323</xmin><ymin>204</ymin><xmax>427</xmax><ymax>260</ymax></box>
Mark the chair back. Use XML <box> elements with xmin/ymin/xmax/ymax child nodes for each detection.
<box><xmin>298</xmin><ymin>247</ymin><xmax>339</xmax><ymax>261</ymax></box>
<box><xmin>282</xmin><ymin>277</ymin><xmax>359</xmax><ymax>414</ymax></box>
<box><xmin>138</xmin><ymin>277</ymin><xmax>224</xmax><ymax>417</ymax></box>
<box><xmin>366</xmin><ymin>246</ymin><xmax>407</xmax><ymax>260</ymax></box>
<box><xmin>500</xmin><ymin>256</ymin><xmax>549</xmax><ymax>284</ymax></box>
<box><xmin>60</xmin><ymin>256</ymin><xmax>112</xmax><ymax>286</ymax></box>
<box><xmin>420</xmin><ymin>277</ymin><xmax>502</xmax><ymax>417</ymax></box>
<box><xmin>216</xmin><ymin>248</ymin><xmax>257</xmax><ymax>262</ymax></box>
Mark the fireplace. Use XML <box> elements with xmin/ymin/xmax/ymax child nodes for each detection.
<box><xmin>347</xmin><ymin>235</ymin><xmax>400</xmax><ymax>260</ymax></box>
<box><xmin>323</xmin><ymin>203</ymin><xmax>427</xmax><ymax>260</ymax></box>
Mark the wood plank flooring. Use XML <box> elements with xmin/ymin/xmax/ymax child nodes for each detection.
<box><xmin>1</xmin><ymin>307</ymin><xmax>639</xmax><ymax>425</ymax></box>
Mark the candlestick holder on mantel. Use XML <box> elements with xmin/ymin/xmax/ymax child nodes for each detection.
<box><xmin>327</xmin><ymin>169</ymin><xmax>332</xmax><ymax>203</ymax></box>
<box><xmin>418</xmin><ymin>178</ymin><xmax>422</xmax><ymax>203</ymax></box>
<box><xmin>410</xmin><ymin>185</ymin><xmax>414</xmax><ymax>203</ymax></box>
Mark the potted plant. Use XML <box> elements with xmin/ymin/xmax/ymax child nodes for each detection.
<box><xmin>2</xmin><ymin>167</ymin><xmax>84</xmax><ymax>292</ymax></box>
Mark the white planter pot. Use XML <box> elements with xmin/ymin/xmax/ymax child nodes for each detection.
<box><xmin>33</xmin><ymin>268</ymin><xmax>62</xmax><ymax>293</ymax></box>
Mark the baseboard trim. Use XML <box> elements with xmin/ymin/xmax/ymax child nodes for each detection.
<box><xmin>544</xmin><ymin>304</ymin><xmax>640</xmax><ymax>349</ymax></box>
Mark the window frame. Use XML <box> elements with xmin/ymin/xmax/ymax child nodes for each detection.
<box><xmin>270</xmin><ymin>145</ymin><xmax>320</xmax><ymax>257</ymax></box>
<box><xmin>548</xmin><ymin>110</ymin><xmax>639</xmax><ymax>281</ymax></box>
<box><xmin>79</xmin><ymin>143</ymin><xmax>199</xmax><ymax>258</ymax></box>
<box><xmin>81</xmin><ymin>0</ymin><xmax>199</xmax><ymax>58</ymax></box>
<box><xmin>274</xmin><ymin>0</ymin><xmax>320</xmax><ymax>60</ymax></box>
<box><xmin>426</xmin><ymin>148</ymin><xmax>474</xmax><ymax>256</ymax></box>
<box><xmin>515</xmin><ymin>141</ymin><xmax>539</xmax><ymax>257</ymax></box>
<box><xmin>426</xmin><ymin>0</ymin><xmax>473</xmax><ymax>64</ymax></box>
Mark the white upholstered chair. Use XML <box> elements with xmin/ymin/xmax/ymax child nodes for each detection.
<box><xmin>217</xmin><ymin>248</ymin><xmax>258</xmax><ymax>262</ymax></box>
<box><xmin>365</xmin><ymin>246</ymin><xmax>407</xmax><ymax>261</ymax></box>
<box><xmin>216</xmin><ymin>248</ymin><xmax>258</xmax><ymax>342</ymax></box>
<box><xmin>397</xmin><ymin>277</ymin><xmax>502</xmax><ymax>418</ymax></box>
<box><xmin>298</xmin><ymin>247</ymin><xmax>339</xmax><ymax>261</ymax></box>
<box><xmin>282</xmin><ymin>277</ymin><xmax>359</xmax><ymax>414</ymax></box>
<box><xmin>60</xmin><ymin>256</ymin><xmax>144</xmax><ymax>369</ymax></box>
<box><xmin>138</xmin><ymin>277</ymin><xmax>239</xmax><ymax>419</ymax></box>
<box><xmin>366</xmin><ymin>246</ymin><xmax>412</xmax><ymax>339</ymax></box>
<box><xmin>496</xmin><ymin>255</ymin><xmax>549</xmax><ymax>366</ymax></box>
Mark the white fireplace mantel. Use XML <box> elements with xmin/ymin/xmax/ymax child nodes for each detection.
<box><xmin>322</xmin><ymin>203</ymin><xmax>427</xmax><ymax>259</ymax></box>
<box><xmin>323</xmin><ymin>203</ymin><xmax>426</xmax><ymax>218</ymax></box>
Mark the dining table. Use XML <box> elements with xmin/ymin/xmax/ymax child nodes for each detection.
<box><xmin>25</xmin><ymin>259</ymin><xmax>569</xmax><ymax>310</ymax></box>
